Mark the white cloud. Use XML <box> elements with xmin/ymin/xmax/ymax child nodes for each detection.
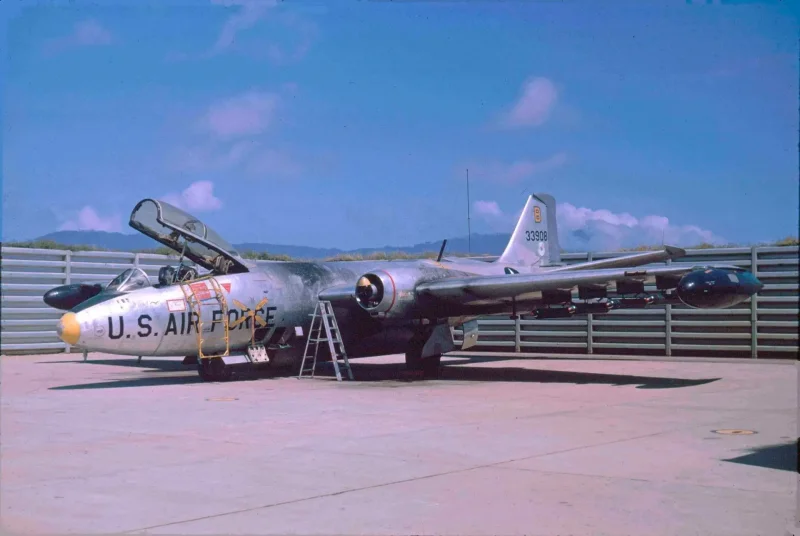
<box><xmin>72</xmin><ymin>20</ymin><xmax>113</xmax><ymax>46</ymax></box>
<box><xmin>211</xmin><ymin>0</ymin><xmax>279</xmax><ymax>53</ymax></box>
<box><xmin>174</xmin><ymin>140</ymin><xmax>260</xmax><ymax>172</ymax></box>
<box><xmin>245</xmin><ymin>148</ymin><xmax>303</xmax><ymax>178</ymax></box>
<box><xmin>473</xmin><ymin>199</ymin><xmax>725</xmax><ymax>251</ymax></box>
<box><xmin>168</xmin><ymin>1</ymin><xmax>312</xmax><ymax>63</ymax></box>
<box><xmin>264</xmin><ymin>14</ymin><xmax>318</xmax><ymax>65</ymax></box>
<box><xmin>203</xmin><ymin>90</ymin><xmax>280</xmax><ymax>139</ymax></box>
<box><xmin>172</xmin><ymin>139</ymin><xmax>303</xmax><ymax>179</ymax></box>
<box><xmin>498</xmin><ymin>77</ymin><xmax>558</xmax><ymax>129</ymax></box>
<box><xmin>558</xmin><ymin>203</ymin><xmax>638</xmax><ymax>230</ymax></box>
<box><xmin>474</xmin><ymin>200</ymin><xmax>503</xmax><ymax>217</ymax></box>
<box><xmin>473</xmin><ymin>200</ymin><xmax>516</xmax><ymax>232</ymax></box>
<box><xmin>59</xmin><ymin>206</ymin><xmax>122</xmax><ymax>232</ymax></box>
<box><xmin>470</xmin><ymin>152</ymin><xmax>567</xmax><ymax>184</ymax></box>
<box><xmin>559</xmin><ymin>202</ymin><xmax>725</xmax><ymax>250</ymax></box>
<box><xmin>43</xmin><ymin>19</ymin><xmax>113</xmax><ymax>54</ymax></box>
<box><xmin>160</xmin><ymin>181</ymin><xmax>223</xmax><ymax>212</ymax></box>
<box><xmin>172</xmin><ymin>84</ymin><xmax>306</xmax><ymax>178</ymax></box>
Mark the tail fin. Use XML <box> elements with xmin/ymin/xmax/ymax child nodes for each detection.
<box><xmin>495</xmin><ymin>193</ymin><xmax>561</xmax><ymax>268</ymax></box>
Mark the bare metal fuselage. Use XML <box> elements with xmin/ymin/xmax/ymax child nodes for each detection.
<box><xmin>51</xmin><ymin>194</ymin><xmax>765</xmax><ymax>381</ymax></box>
<box><xmin>66</xmin><ymin>257</ymin><xmax>518</xmax><ymax>367</ymax></box>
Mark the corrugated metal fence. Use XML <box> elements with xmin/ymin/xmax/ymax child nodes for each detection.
<box><xmin>2</xmin><ymin>245</ymin><xmax>798</xmax><ymax>358</ymax></box>
<box><xmin>453</xmin><ymin>246</ymin><xmax>799</xmax><ymax>359</ymax></box>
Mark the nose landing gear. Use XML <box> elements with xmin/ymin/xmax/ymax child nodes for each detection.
<box><xmin>197</xmin><ymin>357</ymin><xmax>237</xmax><ymax>382</ymax></box>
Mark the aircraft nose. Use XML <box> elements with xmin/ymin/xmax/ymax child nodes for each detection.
<box><xmin>56</xmin><ymin>312</ymin><xmax>81</xmax><ymax>345</ymax></box>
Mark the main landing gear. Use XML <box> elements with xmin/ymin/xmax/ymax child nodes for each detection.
<box><xmin>404</xmin><ymin>330</ymin><xmax>444</xmax><ymax>380</ymax></box>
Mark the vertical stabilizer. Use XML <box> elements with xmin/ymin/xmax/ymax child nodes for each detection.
<box><xmin>495</xmin><ymin>193</ymin><xmax>561</xmax><ymax>268</ymax></box>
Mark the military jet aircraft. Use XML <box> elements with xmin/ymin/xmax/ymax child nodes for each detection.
<box><xmin>44</xmin><ymin>193</ymin><xmax>763</xmax><ymax>381</ymax></box>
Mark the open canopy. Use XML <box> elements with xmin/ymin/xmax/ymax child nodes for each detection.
<box><xmin>129</xmin><ymin>198</ymin><xmax>249</xmax><ymax>274</ymax></box>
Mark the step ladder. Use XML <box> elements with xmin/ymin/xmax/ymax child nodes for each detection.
<box><xmin>298</xmin><ymin>300</ymin><xmax>354</xmax><ymax>381</ymax></box>
<box><xmin>179</xmin><ymin>275</ymin><xmax>230</xmax><ymax>360</ymax></box>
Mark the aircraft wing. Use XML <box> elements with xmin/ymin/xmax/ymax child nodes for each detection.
<box><xmin>415</xmin><ymin>262</ymin><xmax>744</xmax><ymax>304</ymax></box>
<box><xmin>546</xmin><ymin>246</ymin><xmax>686</xmax><ymax>272</ymax></box>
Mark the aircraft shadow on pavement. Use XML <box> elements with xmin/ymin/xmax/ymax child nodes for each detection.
<box><xmin>50</xmin><ymin>374</ymin><xmax>204</xmax><ymax>390</ymax></box>
<box><xmin>40</xmin><ymin>358</ymin><xmax>188</xmax><ymax>372</ymax></box>
<box><xmin>46</xmin><ymin>357</ymin><xmax>720</xmax><ymax>391</ymax></box>
<box><xmin>344</xmin><ymin>361</ymin><xmax>720</xmax><ymax>389</ymax></box>
<box><xmin>722</xmin><ymin>441</ymin><xmax>798</xmax><ymax>473</ymax></box>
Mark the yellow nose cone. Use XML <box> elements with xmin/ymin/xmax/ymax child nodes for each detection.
<box><xmin>57</xmin><ymin>312</ymin><xmax>81</xmax><ymax>345</ymax></box>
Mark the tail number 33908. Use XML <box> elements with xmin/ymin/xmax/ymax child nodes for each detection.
<box><xmin>525</xmin><ymin>230</ymin><xmax>548</xmax><ymax>242</ymax></box>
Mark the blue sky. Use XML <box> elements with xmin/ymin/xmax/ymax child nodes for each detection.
<box><xmin>2</xmin><ymin>0</ymin><xmax>798</xmax><ymax>251</ymax></box>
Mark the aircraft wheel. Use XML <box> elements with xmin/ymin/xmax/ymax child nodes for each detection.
<box><xmin>405</xmin><ymin>337</ymin><xmax>425</xmax><ymax>371</ymax></box>
<box><xmin>404</xmin><ymin>338</ymin><xmax>441</xmax><ymax>379</ymax></box>
<box><xmin>197</xmin><ymin>358</ymin><xmax>235</xmax><ymax>382</ymax></box>
<box><xmin>422</xmin><ymin>354</ymin><xmax>442</xmax><ymax>378</ymax></box>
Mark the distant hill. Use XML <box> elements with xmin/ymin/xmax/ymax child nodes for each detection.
<box><xmin>18</xmin><ymin>230</ymin><xmax>800</xmax><ymax>259</ymax></box>
<box><xmin>31</xmin><ymin>230</ymin><xmax>513</xmax><ymax>259</ymax></box>
<box><xmin>34</xmin><ymin>231</ymin><xmax>162</xmax><ymax>252</ymax></box>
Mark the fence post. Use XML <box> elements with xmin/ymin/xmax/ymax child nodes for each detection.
<box><xmin>586</xmin><ymin>252</ymin><xmax>593</xmax><ymax>355</ymax></box>
<box><xmin>665</xmin><ymin>257</ymin><xmax>672</xmax><ymax>357</ymax></box>
<box><xmin>64</xmin><ymin>250</ymin><xmax>71</xmax><ymax>285</ymax></box>
<box><xmin>64</xmin><ymin>250</ymin><xmax>71</xmax><ymax>354</ymax></box>
<box><xmin>514</xmin><ymin>315</ymin><xmax>521</xmax><ymax>353</ymax></box>
<box><xmin>751</xmin><ymin>245</ymin><xmax>758</xmax><ymax>359</ymax></box>
<box><xmin>664</xmin><ymin>304</ymin><xmax>672</xmax><ymax>357</ymax></box>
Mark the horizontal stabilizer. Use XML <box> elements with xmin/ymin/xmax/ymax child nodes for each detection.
<box><xmin>546</xmin><ymin>246</ymin><xmax>686</xmax><ymax>272</ymax></box>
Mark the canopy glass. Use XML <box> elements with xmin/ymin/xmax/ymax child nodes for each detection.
<box><xmin>129</xmin><ymin>198</ymin><xmax>248</xmax><ymax>274</ymax></box>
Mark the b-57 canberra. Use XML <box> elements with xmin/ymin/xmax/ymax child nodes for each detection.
<box><xmin>45</xmin><ymin>193</ymin><xmax>763</xmax><ymax>381</ymax></box>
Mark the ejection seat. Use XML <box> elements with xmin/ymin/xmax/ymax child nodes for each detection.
<box><xmin>157</xmin><ymin>264</ymin><xmax>199</xmax><ymax>286</ymax></box>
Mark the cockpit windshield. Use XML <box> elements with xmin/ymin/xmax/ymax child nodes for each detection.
<box><xmin>106</xmin><ymin>267</ymin><xmax>152</xmax><ymax>292</ymax></box>
<box><xmin>129</xmin><ymin>198</ymin><xmax>248</xmax><ymax>274</ymax></box>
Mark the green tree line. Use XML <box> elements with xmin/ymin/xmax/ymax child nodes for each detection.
<box><xmin>2</xmin><ymin>236</ymin><xmax>797</xmax><ymax>262</ymax></box>
<box><xmin>619</xmin><ymin>236</ymin><xmax>799</xmax><ymax>251</ymax></box>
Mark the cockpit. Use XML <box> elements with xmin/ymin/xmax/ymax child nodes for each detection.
<box><xmin>156</xmin><ymin>264</ymin><xmax>200</xmax><ymax>286</ymax></box>
<box><xmin>128</xmin><ymin>198</ymin><xmax>250</xmax><ymax>281</ymax></box>
<box><xmin>106</xmin><ymin>267</ymin><xmax>153</xmax><ymax>292</ymax></box>
<box><xmin>44</xmin><ymin>200</ymin><xmax>253</xmax><ymax>312</ymax></box>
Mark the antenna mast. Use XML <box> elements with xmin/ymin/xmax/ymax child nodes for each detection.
<box><xmin>467</xmin><ymin>168</ymin><xmax>471</xmax><ymax>254</ymax></box>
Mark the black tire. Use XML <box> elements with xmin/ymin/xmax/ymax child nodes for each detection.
<box><xmin>404</xmin><ymin>336</ymin><xmax>426</xmax><ymax>371</ymax></box>
<box><xmin>422</xmin><ymin>353</ymin><xmax>442</xmax><ymax>378</ymax></box>
<box><xmin>404</xmin><ymin>335</ymin><xmax>442</xmax><ymax>379</ymax></box>
<box><xmin>197</xmin><ymin>358</ymin><xmax>235</xmax><ymax>382</ymax></box>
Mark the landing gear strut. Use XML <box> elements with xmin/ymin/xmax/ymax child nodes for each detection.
<box><xmin>197</xmin><ymin>357</ymin><xmax>235</xmax><ymax>382</ymax></box>
<box><xmin>404</xmin><ymin>333</ymin><xmax>442</xmax><ymax>379</ymax></box>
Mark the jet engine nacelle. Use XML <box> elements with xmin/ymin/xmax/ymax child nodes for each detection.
<box><xmin>675</xmin><ymin>268</ymin><xmax>763</xmax><ymax>309</ymax></box>
<box><xmin>354</xmin><ymin>269</ymin><xmax>421</xmax><ymax>318</ymax></box>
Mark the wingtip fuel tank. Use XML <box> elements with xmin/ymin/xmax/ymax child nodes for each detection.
<box><xmin>675</xmin><ymin>267</ymin><xmax>763</xmax><ymax>309</ymax></box>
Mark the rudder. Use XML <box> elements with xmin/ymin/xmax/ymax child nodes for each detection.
<box><xmin>496</xmin><ymin>193</ymin><xmax>561</xmax><ymax>268</ymax></box>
